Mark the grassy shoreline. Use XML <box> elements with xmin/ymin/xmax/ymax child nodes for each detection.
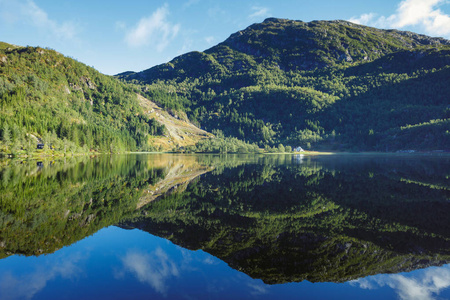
<box><xmin>2</xmin><ymin>150</ymin><xmax>448</xmax><ymax>161</ymax></box>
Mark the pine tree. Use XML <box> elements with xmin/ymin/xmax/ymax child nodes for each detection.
<box><xmin>2</xmin><ymin>123</ymin><xmax>10</xmax><ymax>149</ymax></box>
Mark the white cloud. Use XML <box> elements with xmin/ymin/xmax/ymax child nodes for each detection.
<box><xmin>0</xmin><ymin>0</ymin><xmax>77</xmax><ymax>40</ymax></box>
<box><xmin>350</xmin><ymin>265</ymin><xmax>450</xmax><ymax>300</ymax></box>
<box><xmin>0</xmin><ymin>253</ymin><xmax>84</xmax><ymax>300</ymax></box>
<box><xmin>202</xmin><ymin>256</ymin><xmax>218</xmax><ymax>265</ymax></box>
<box><xmin>349</xmin><ymin>0</ymin><xmax>450</xmax><ymax>38</ymax></box>
<box><xmin>349</xmin><ymin>13</ymin><xmax>378</xmax><ymax>25</ymax></box>
<box><xmin>205</xmin><ymin>36</ymin><xmax>215</xmax><ymax>44</ymax></box>
<box><xmin>249</xmin><ymin>6</ymin><xmax>270</xmax><ymax>19</ymax></box>
<box><xmin>124</xmin><ymin>4</ymin><xmax>180</xmax><ymax>51</ymax></box>
<box><xmin>247</xmin><ymin>281</ymin><xmax>269</xmax><ymax>296</ymax></box>
<box><xmin>121</xmin><ymin>248</ymin><xmax>179</xmax><ymax>295</ymax></box>
<box><xmin>183</xmin><ymin>0</ymin><xmax>200</xmax><ymax>9</ymax></box>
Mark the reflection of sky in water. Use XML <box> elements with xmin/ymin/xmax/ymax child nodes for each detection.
<box><xmin>351</xmin><ymin>265</ymin><xmax>450</xmax><ymax>300</ymax></box>
<box><xmin>0</xmin><ymin>252</ymin><xmax>85</xmax><ymax>300</ymax></box>
<box><xmin>117</xmin><ymin>248</ymin><xmax>179</xmax><ymax>295</ymax></box>
<box><xmin>0</xmin><ymin>226</ymin><xmax>449</xmax><ymax>300</ymax></box>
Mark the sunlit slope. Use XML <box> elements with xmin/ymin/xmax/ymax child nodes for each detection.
<box><xmin>120</xmin><ymin>19</ymin><xmax>450</xmax><ymax>151</ymax></box>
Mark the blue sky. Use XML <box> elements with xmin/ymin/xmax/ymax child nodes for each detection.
<box><xmin>1</xmin><ymin>0</ymin><xmax>449</xmax><ymax>75</ymax></box>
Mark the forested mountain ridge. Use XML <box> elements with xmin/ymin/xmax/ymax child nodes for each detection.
<box><xmin>120</xmin><ymin>19</ymin><xmax>450</xmax><ymax>151</ymax></box>
<box><xmin>0</xmin><ymin>43</ymin><xmax>207</xmax><ymax>155</ymax></box>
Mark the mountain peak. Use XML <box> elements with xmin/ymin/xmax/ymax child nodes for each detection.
<box><xmin>262</xmin><ymin>17</ymin><xmax>292</xmax><ymax>23</ymax></box>
<box><xmin>214</xmin><ymin>18</ymin><xmax>450</xmax><ymax>71</ymax></box>
<box><xmin>119</xmin><ymin>18</ymin><xmax>450</xmax><ymax>151</ymax></box>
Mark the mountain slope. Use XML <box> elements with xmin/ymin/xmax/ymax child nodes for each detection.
<box><xmin>136</xmin><ymin>94</ymin><xmax>212</xmax><ymax>150</ymax></box>
<box><xmin>0</xmin><ymin>43</ymin><xmax>207</xmax><ymax>154</ymax></box>
<box><xmin>120</xmin><ymin>19</ymin><xmax>450</xmax><ymax>151</ymax></box>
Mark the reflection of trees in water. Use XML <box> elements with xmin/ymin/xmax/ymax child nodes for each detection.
<box><xmin>129</xmin><ymin>156</ymin><xmax>450</xmax><ymax>284</ymax></box>
<box><xmin>0</xmin><ymin>154</ymin><xmax>203</xmax><ymax>258</ymax></box>
<box><xmin>0</xmin><ymin>154</ymin><xmax>449</xmax><ymax>284</ymax></box>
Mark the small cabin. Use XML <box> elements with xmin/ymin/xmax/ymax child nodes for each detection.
<box><xmin>294</xmin><ymin>146</ymin><xmax>304</xmax><ymax>152</ymax></box>
<box><xmin>37</xmin><ymin>143</ymin><xmax>44</xmax><ymax>149</ymax></box>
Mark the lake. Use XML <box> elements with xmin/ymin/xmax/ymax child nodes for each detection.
<box><xmin>0</xmin><ymin>153</ymin><xmax>449</xmax><ymax>300</ymax></box>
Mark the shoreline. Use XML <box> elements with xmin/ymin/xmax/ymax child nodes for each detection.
<box><xmin>1</xmin><ymin>150</ymin><xmax>449</xmax><ymax>161</ymax></box>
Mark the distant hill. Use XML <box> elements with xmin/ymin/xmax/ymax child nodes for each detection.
<box><xmin>120</xmin><ymin>19</ymin><xmax>450</xmax><ymax>151</ymax></box>
<box><xmin>0</xmin><ymin>43</ymin><xmax>208</xmax><ymax>154</ymax></box>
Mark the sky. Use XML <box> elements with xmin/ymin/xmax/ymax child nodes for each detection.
<box><xmin>0</xmin><ymin>0</ymin><xmax>449</xmax><ymax>75</ymax></box>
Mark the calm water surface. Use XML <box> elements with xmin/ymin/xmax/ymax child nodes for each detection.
<box><xmin>0</xmin><ymin>154</ymin><xmax>449</xmax><ymax>300</ymax></box>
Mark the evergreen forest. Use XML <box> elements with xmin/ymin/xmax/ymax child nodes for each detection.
<box><xmin>0</xmin><ymin>42</ymin><xmax>166</xmax><ymax>155</ymax></box>
<box><xmin>1</xmin><ymin>18</ymin><xmax>450</xmax><ymax>154</ymax></box>
<box><xmin>121</xmin><ymin>19</ymin><xmax>450</xmax><ymax>151</ymax></box>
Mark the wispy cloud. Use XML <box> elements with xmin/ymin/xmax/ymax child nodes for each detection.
<box><xmin>350</xmin><ymin>265</ymin><xmax>450</xmax><ymax>300</ymax></box>
<box><xmin>208</xmin><ymin>5</ymin><xmax>225</xmax><ymax>18</ymax></box>
<box><xmin>249</xmin><ymin>6</ymin><xmax>270</xmax><ymax>19</ymax></box>
<box><xmin>349</xmin><ymin>0</ymin><xmax>450</xmax><ymax>38</ymax></box>
<box><xmin>350</xmin><ymin>13</ymin><xmax>379</xmax><ymax>25</ymax></box>
<box><xmin>120</xmin><ymin>248</ymin><xmax>179</xmax><ymax>295</ymax></box>
<box><xmin>247</xmin><ymin>281</ymin><xmax>269</xmax><ymax>296</ymax></box>
<box><xmin>125</xmin><ymin>4</ymin><xmax>180</xmax><ymax>51</ymax></box>
<box><xmin>204</xmin><ymin>36</ymin><xmax>215</xmax><ymax>44</ymax></box>
<box><xmin>0</xmin><ymin>0</ymin><xmax>78</xmax><ymax>40</ymax></box>
<box><xmin>0</xmin><ymin>253</ymin><xmax>84</xmax><ymax>300</ymax></box>
<box><xmin>183</xmin><ymin>0</ymin><xmax>200</xmax><ymax>9</ymax></box>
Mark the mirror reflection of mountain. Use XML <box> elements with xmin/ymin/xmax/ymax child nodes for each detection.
<box><xmin>1</xmin><ymin>154</ymin><xmax>449</xmax><ymax>285</ymax></box>
<box><xmin>0</xmin><ymin>154</ymin><xmax>223</xmax><ymax>259</ymax></box>
<box><xmin>124</xmin><ymin>155</ymin><xmax>450</xmax><ymax>284</ymax></box>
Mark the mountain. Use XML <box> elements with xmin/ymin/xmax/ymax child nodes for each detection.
<box><xmin>0</xmin><ymin>43</ymin><xmax>208</xmax><ymax>155</ymax></box>
<box><xmin>120</xmin><ymin>19</ymin><xmax>450</xmax><ymax>151</ymax></box>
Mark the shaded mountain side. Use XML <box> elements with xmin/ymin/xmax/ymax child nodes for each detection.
<box><xmin>119</xmin><ymin>19</ymin><xmax>450</xmax><ymax>151</ymax></box>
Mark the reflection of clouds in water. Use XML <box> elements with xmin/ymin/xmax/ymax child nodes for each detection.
<box><xmin>351</xmin><ymin>265</ymin><xmax>450</xmax><ymax>300</ymax></box>
<box><xmin>0</xmin><ymin>253</ymin><xmax>84</xmax><ymax>300</ymax></box>
<box><xmin>121</xmin><ymin>248</ymin><xmax>270</xmax><ymax>298</ymax></box>
<box><xmin>121</xmin><ymin>248</ymin><xmax>179</xmax><ymax>295</ymax></box>
<box><xmin>202</xmin><ymin>256</ymin><xmax>217</xmax><ymax>265</ymax></box>
<box><xmin>247</xmin><ymin>281</ymin><xmax>268</xmax><ymax>296</ymax></box>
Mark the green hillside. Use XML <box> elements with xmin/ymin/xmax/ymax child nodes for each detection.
<box><xmin>0</xmin><ymin>44</ymin><xmax>169</xmax><ymax>155</ymax></box>
<box><xmin>120</xmin><ymin>19</ymin><xmax>450</xmax><ymax>151</ymax></box>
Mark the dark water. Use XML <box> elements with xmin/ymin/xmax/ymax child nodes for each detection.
<box><xmin>0</xmin><ymin>154</ymin><xmax>449</xmax><ymax>300</ymax></box>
